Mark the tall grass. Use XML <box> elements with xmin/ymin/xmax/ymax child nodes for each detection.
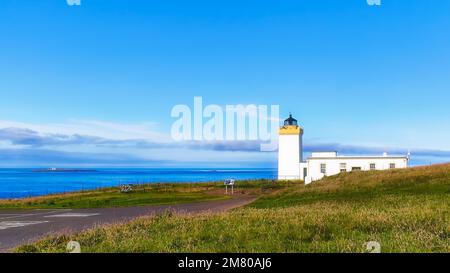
<box><xmin>16</xmin><ymin>165</ymin><xmax>450</xmax><ymax>253</ymax></box>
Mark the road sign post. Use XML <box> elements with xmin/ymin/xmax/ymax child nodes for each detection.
<box><xmin>224</xmin><ymin>179</ymin><xmax>235</xmax><ymax>195</ymax></box>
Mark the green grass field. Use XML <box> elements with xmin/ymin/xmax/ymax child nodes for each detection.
<box><xmin>16</xmin><ymin>165</ymin><xmax>450</xmax><ymax>253</ymax></box>
<box><xmin>0</xmin><ymin>180</ymin><xmax>289</xmax><ymax>209</ymax></box>
<box><xmin>0</xmin><ymin>183</ymin><xmax>225</xmax><ymax>209</ymax></box>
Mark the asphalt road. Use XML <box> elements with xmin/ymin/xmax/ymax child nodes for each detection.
<box><xmin>0</xmin><ymin>195</ymin><xmax>255</xmax><ymax>252</ymax></box>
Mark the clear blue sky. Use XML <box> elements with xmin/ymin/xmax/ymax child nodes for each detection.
<box><xmin>0</xmin><ymin>0</ymin><xmax>449</xmax><ymax>167</ymax></box>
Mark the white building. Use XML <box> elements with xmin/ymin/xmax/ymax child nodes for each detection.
<box><xmin>278</xmin><ymin>114</ymin><xmax>409</xmax><ymax>184</ymax></box>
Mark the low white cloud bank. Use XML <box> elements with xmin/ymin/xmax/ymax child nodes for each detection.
<box><xmin>0</xmin><ymin>119</ymin><xmax>449</xmax><ymax>167</ymax></box>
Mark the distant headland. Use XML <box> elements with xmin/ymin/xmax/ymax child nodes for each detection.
<box><xmin>32</xmin><ymin>168</ymin><xmax>98</xmax><ymax>173</ymax></box>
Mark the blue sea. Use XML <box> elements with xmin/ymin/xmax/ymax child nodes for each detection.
<box><xmin>0</xmin><ymin>168</ymin><xmax>277</xmax><ymax>199</ymax></box>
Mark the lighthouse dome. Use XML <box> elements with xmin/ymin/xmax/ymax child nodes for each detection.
<box><xmin>284</xmin><ymin>114</ymin><xmax>298</xmax><ymax>126</ymax></box>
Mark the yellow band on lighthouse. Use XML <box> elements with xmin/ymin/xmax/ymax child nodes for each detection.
<box><xmin>279</xmin><ymin>125</ymin><xmax>303</xmax><ymax>135</ymax></box>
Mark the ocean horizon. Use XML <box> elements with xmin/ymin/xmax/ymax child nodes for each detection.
<box><xmin>0</xmin><ymin>168</ymin><xmax>277</xmax><ymax>199</ymax></box>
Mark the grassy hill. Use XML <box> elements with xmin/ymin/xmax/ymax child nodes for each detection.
<box><xmin>17</xmin><ymin>164</ymin><xmax>449</xmax><ymax>253</ymax></box>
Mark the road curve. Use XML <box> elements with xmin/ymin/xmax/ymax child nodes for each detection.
<box><xmin>0</xmin><ymin>195</ymin><xmax>256</xmax><ymax>252</ymax></box>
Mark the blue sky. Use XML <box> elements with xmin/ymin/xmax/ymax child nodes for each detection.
<box><xmin>0</xmin><ymin>0</ymin><xmax>450</xmax><ymax>167</ymax></box>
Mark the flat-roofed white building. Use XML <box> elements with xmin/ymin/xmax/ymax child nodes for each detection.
<box><xmin>278</xmin><ymin>114</ymin><xmax>409</xmax><ymax>184</ymax></box>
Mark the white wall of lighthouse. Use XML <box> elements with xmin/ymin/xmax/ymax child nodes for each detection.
<box><xmin>278</xmin><ymin>134</ymin><xmax>302</xmax><ymax>180</ymax></box>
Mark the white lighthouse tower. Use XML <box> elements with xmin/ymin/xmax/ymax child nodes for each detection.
<box><xmin>278</xmin><ymin>114</ymin><xmax>303</xmax><ymax>180</ymax></box>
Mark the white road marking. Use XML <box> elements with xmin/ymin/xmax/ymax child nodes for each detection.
<box><xmin>0</xmin><ymin>221</ymin><xmax>49</xmax><ymax>230</ymax></box>
<box><xmin>0</xmin><ymin>210</ymin><xmax>72</xmax><ymax>220</ymax></box>
<box><xmin>45</xmin><ymin>213</ymin><xmax>99</xmax><ymax>218</ymax></box>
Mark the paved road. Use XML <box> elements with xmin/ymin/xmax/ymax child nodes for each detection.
<box><xmin>0</xmin><ymin>195</ymin><xmax>255</xmax><ymax>252</ymax></box>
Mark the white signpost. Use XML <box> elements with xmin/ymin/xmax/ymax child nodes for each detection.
<box><xmin>224</xmin><ymin>179</ymin><xmax>235</xmax><ymax>195</ymax></box>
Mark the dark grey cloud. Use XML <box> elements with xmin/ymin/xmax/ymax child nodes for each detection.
<box><xmin>0</xmin><ymin>127</ymin><xmax>261</xmax><ymax>151</ymax></box>
<box><xmin>0</xmin><ymin>127</ymin><xmax>107</xmax><ymax>147</ymax></box>
<box><xmin>0</xmin><ymin>127</ymin><xmax>168</xmax><ymax>149</ymax></box>
<box><xmin>183</xmin><ymin>140</ymin><xmax>262</xmax><ymax>152</ymax></box>
<box><xmin>0</xmin><ymin>148</ymin><xmax>171</xmax><ymax>167</ymax></box>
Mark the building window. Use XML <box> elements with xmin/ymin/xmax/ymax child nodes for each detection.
<box><xmin>320</xmin><ymin>163</ymin><xmax>327</xmax><ymax>174</ymax></box>
<box><xmin>352</xmin><ymin>167</ymin><xmax>362</xmax><ymax>171</ymax></box>
<box><xmin>340</xmin><ymin>163</ymin><xmax>347</xmax><ymax>173</ymax></box>
<box><xmin>390</xmin><ymin>163</ymin><xmax>396</xmax><ymax>169</ymax></box>
<box><xmin>370</xmin><ymin>163</ymin><xmax>376</xmax><ymax>171</ymax></box>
